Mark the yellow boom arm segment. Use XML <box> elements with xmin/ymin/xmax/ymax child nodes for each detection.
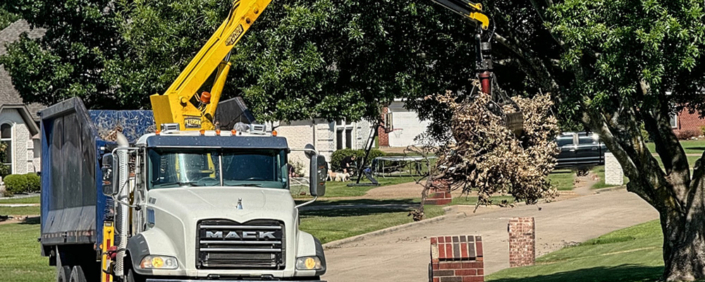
<box><xmin>430</xmin><ymin>0</ymin><xmax>490</xmax><ymax>29</ymax></box>
<box><xmin>150</xmin><ymin>0</ymin><xmax>273</xmax><ymax>131</ymax></box>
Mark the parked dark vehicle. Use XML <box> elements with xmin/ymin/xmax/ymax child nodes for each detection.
<box><xmin>555</xmin><ymin>132</ymin><xmax>608</xmax><ymax>174</ymax></box>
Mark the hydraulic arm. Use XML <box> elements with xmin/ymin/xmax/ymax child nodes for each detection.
<box><xmin>430</xmin><ymin>0</ymin><xmax>523</xmax><ymax>135</ymax></box>
<box><xmin>430</xmin><ymin>0</ymin><xmax>490</xmax><ymax>30</ymax></box>
<box><xmin>150</xmin><ymin>0</ymin><xmax>273</xmax><ymax>131</ymax></box>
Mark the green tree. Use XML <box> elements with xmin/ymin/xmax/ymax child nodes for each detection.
<box><xmin>0</xmin><ymin>0</ymin><xmax>126</xmax><ymax>108</ymax></box>
<box><xmin>543</xmin><ymin>1</ymin><xmax>705</xmax><ymax>280</ymax></box>
<box><xmin>0</xmin><ymin>4</ymin><xmax>19</xmax><ymax>30</ymax></box>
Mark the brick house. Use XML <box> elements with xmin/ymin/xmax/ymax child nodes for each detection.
<box><xmin>0</xmin><ymin>20</ymin><xmax>46</xmax><ymax>180</ymax></box>
<box><xmin>672</xmin><ymin>110</ymin><xmax>705</xmax><ymax>137</ymax></box>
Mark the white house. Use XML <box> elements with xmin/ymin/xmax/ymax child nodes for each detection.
<box><xmin>273</xmin><ymin>119</ymin><xmax>374</xmax><ymax>176</ymax></box>
<box><xmin>0</xmin><ymin>20</ymin><xmax>46</xmax><ymax>178</ymax></box>
<box><xmin>379</xmin><ymin>99</ymin><xmax>433</xmax><ymax>147</ymax></box>
<box><xmin>0</xmin><ymin>104</ymin><xmax>40</xmax><ymax>174</ymax></box>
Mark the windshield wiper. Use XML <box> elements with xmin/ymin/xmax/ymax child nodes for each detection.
<box><xmin>235</xmin><ymin>183</ymin><xmax>262</xmax><ymax>187</ymax></box>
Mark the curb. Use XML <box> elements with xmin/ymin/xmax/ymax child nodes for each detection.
<box><xmin>0</xmin><ymin>193</ymin><xmax>40</xmax><ymax>200</ymax></box>
<box><xmin>594</xmin><ymin>185</ymin><xmax>627</xmax><ymax>194</ymax></box>
<box><xmin>0</xmin><ymin>204</ymin><xmax>39</xmax><ymax>207</ymax></box>
<box><xmin>322</xmin><ymin>212</ymin><xmax>467</xmax><ymax>250</ymax></box>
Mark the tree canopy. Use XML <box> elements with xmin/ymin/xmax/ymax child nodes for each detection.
<box><xmin>2</xmin><ymin>0</ymin><xmax>492</xmax><ymax>123</ymax></box>
<box><xmin>1</xmin><ymin>0</ymin><xmax>125</xmax><ymax>108</ymax></box>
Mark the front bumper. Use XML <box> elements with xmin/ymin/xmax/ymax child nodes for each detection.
<box><xmin>147</xmin><ymin>279</ymin><xmax>326</xmax><ymax>282</ymax></box>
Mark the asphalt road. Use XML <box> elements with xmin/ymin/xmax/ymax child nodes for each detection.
<box><xmin>322</xmin><ymin>189</ymin><xmax>659</xmax><ymax>281</ymax></box>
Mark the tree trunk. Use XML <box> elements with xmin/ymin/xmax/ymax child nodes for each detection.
<box><xmin>661</xmin><ymin>177</ymin><xmax>705</xmax><ymax>281</ymax></box>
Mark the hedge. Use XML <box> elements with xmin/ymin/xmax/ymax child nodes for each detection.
<box><xmin>330</xmin><ymin>149</ymin><xmax>385</xmax><ymax>172</ymax></box>
<box><xmin>25</xmin><ymin>173</ymin><xmax>40</xmax><ymax>193</ymax></box>
<box><xmin>4</xmin><ymin>174</ymin><xmax>28</xmax><ymax>195</ymax></box>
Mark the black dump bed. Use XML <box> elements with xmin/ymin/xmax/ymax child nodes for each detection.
<box><xmin>39</xmin><ymin>98</ymin><xmax>154</xmax><ymax>247</ymax></box>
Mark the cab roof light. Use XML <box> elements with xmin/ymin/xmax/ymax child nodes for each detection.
<box><xmin>215</xmin><ymin>129</ymin><xmax>221</xmax><ymax>135</ymax></box>
<box><xmin>200</xmin><ymin>91</ymin><xmax>211</xmax><ymax>104</ymax></box>
<box><xmin>231</xmin><ymin>130</ymin><xmax>237</xmax><ymax>136</ymax></box>
<box><xmin>199</xmin><ymin>129</ymin><xmax>205</xmax><ymax>135</ymax></box>
<box><xmin>272</xmin><ymin>130</ymin><xmax>278</xmax><ymax>137</ymax></box>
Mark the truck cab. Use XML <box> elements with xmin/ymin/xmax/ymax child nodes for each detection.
<box><xmin>555</xmin><ymin>132</ymin><xmax>608</xmax><ymax>173</ymax></box>
<box><xmin>103</xmin><ymin>127</ymin><xmax>328</xmax><ymax>281</ymax></box>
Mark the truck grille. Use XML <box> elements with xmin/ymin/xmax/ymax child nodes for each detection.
<box><xmin>197</xmin><ymin>219</ymin><xmax>285</xmax><ymax>270</ymax></box>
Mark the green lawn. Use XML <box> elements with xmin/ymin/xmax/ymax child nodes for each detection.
<box><xmin>548</xmin><ymin>169</ymin><xmax>575</xmax><ymax>191</ymax></box>
<box><xmin>0</xmin><ymin>223</ymin><xmax>54</xmax><ymax>282</ymax></box>
<box><xmin>488</xmin><ymin>220</ymin><xmax>664</xmax><ymax>282</ymax></box>
<box><xmin>646</xmin><ymin>140</ymin><xmax>705</xmax><ymax>155</ymax></box>
<box><xmin>300</xmin><ymin>199</ymin><xmax>445</xmax><ymax>244</ymax></box>
<box><xmin>291</xmin><ymin>176</ymin><xmax>422</xmax><ymax>198</ymax></box>
<box><xmin>0</xmin><ymin>195</ymin><xmax>40</xmax><ymax>204</ymax></box>
<box><xmin>652</xmin><ymin>155</ymin><xmax>701</xmax><ymax>169</ymax></box>
<box><xmin>0</xmin><ymin>206</ymin><xmax>40</xmax><ymax>216</ymax></box>
<box><xmin>450</xmin><ymin>195</ymin><xmax>515</xmax><ymax>206</ymax></box>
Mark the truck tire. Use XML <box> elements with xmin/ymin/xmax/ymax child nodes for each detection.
<box><xmin>69</xmin><ymin>265</ymin><xmax>87</xmax><ymax>282</ymax></box>
<box><xmin>57</xmin><ymin>266</ymin><xmax>71</xmax><ymax>282</ymax></box>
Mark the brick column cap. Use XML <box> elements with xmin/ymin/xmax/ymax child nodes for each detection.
<box><xmin>430</xmin><ymin>235</ymin><xmax>484</xmax><ymax>261</ymax></box>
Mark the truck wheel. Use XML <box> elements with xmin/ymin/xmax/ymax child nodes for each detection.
<box><xmin>56</xmin><ymin>266</ymin><xmax>71</xmax><ymax>282</ymax></box>
<box><xmin>69</xmin><ymin>265</ymin><xmax>87</xmax><ymax>282</ymax></box>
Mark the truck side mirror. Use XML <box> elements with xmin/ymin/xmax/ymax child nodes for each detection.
<box><xmin>101</xmin><ymin>153</ymin><xmax>119</xmax><ymax>196</ymax></box>
<box><xmin>309</xmin><ymin>155</ymin><xmax>327</xmax><ymax>197</ymax></box>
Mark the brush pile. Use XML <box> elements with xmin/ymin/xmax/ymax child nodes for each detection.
<box><xmin>431</xmin><ymin>91</ymin><xmax>561</xmax><ymax>205</ymax></box>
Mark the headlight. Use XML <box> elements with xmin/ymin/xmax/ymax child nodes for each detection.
<box><xmin>140</xmin><ymin>255</ymin><xmax>178</xmax><ymax>269</ymax></box>
<box><xmin>296</xmin><ymin>256</ymin><xmax>323</xmax><ymax>270</ymax></box>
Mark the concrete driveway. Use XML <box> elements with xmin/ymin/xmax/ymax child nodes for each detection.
<box><xmin>322</xmin><ymin>189</ymin><xmax>659</xmax><ymax>281</ymax></box>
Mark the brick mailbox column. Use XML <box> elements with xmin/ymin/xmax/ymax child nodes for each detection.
<box><xmin>508</xmin><ymin>217</ymin><xmax>535</xmax><ymax>267</ymax></box>
<box><xmin>429</xmin><ymin>235</ymin><xmax>484</xmax><ymax>282</ymax></box>
<box><xmin>424</xmin><ymin>180</ymin><xmax>453</xmax><ymax>205</ymax></box>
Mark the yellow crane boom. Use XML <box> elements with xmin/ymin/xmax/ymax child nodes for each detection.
<box><xmin>150</xmin><ymin>0</ymin><xmax>273</xmax><ymax>131</ymax></box>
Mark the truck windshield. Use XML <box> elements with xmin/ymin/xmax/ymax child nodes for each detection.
<box><xmin>148</xmin><ymin>149</ymin><xmax>288</xmax><ymax>190</ymax></box>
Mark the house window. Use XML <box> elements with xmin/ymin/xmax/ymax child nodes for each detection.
<box><xmin>345</xmin><ymin>128</ymin><xmax>353</xmax><ymax>149</ymax></box>
<box><xmin>670</xmin><ymin>112</ymin><xmax>678</xmax><ymax>129</ymax></box>
<box><xmin>1</xmin><ymin>123</ymin><xmax>12</xmax><ymax>173</ymax></box>
<box><xmin>336</xmin><ymin>129</ymin><xmax>344</xmax><ymax>150</ymax></box>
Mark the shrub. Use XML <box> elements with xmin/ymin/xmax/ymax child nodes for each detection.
<box><xmin>0</xmin><ymin>164</ymin><xmax>9</xmax><ymax>178</ymax></box>
<box><xmin>700</xmin><ymin>126</ymin><xmax>705</xmax><ymax>137</ymax></box>
<box><xmin>4</xmin><ymin>174</ymin><xmax>28</xmax><ymax>194</ymax></box>
<box><xmin>25</xmin><ymin>173</ymin><xmax>40</xmax><ymax>193</ymax></box>
<box><xmin>330</xmin><ymin>149</ymin><xmax>385</xmax><ymax>171</ymax></box>
<box><xmin>676</xmin><ymin>130</ymin><xmax>700</xmax><ymax>140</ymax></box>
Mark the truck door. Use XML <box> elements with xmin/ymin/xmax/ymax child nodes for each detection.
<box><xmin>576</xmin><ymin>134</ymin><xmax>601</xmax><ymax>166</ymax></box>
<box><xmin>556</xmin><ymin>134</ymin><xmax>577</xmax><ymax>168</ymax></box>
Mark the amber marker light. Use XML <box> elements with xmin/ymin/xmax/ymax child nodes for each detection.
<box><xmin>216</xmin><ymin>129</ymin><xmax>221</xmax><ymax>135</ymax></box>
<box><xmin>199</xmin><ymin>129</ymin><xmax>205</xmax><ymax>135</ymax></box>
<box><xmin>272</xmin><ymin>130</ymin><xmax>278</xmax><ymax>136</ymax></box>
<box><xmin>231</xmin><ymin>130</ymin><xmax>237</xmax><ymax>135</ymax></box>
<box><xmin>155</xmin><ymin>129</ymin><xmax>161</xmax><ymax>135</ymax></box>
